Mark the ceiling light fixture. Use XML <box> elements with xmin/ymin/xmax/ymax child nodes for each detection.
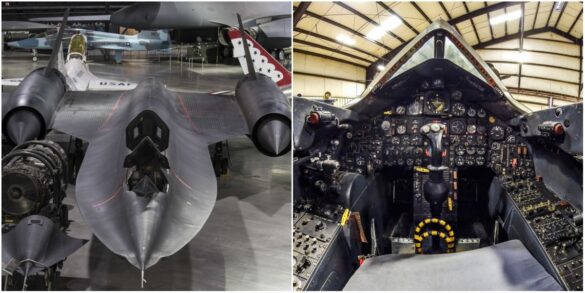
<box><xmin>377</xmin><ymin>64</ymin><xmax>385</xmax><ymax>71</ymax></box>
<box><xmin>336</xmin><ymin>34</ymin><xmax>356</xmax><ymax>46</ymax></box>
<box><xmin>366</xmin><ymin>14</ymin><xmax>402</xmax><ymax>41</ymax></box>
<box><xmin>489</xmin><ymin>10</ymin><xmax>522</xmax><ymax>25</ymax></box>
<box><xmin>518</xmin><ymin>50</ymin><xmax>529</xmax><ymax>63</ymax></box>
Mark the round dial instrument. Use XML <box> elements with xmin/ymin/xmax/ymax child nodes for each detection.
<box><xmin>455</xmin><ymin>156</ymin><xmax>465</xmax><ymax>166</ymax></box>
<box><xmin>476</xmin><ymin>147</ymin><xmax>486</xmax><ymax>155</ymax></box>
<box><xmin>411</xmin><ymin>134</ymin><xmax>423</xmax><ymax>146</ymax></box>
<box><xmin>466</xmin><ymin>124</ymin><xmax>477</xmax><ymax>134</ymax></box>
<box><xmin>489</xmin><ymin>125</ymin><xmax>505</xmax><ymax>140</ymax></box>
<box><xmin>477</xmin><ymin>108</ymin><xmax>486</xmax><ymax>118</ymax></box>
<box><xmin>408</xmin><ymin>100</ymin><xmax>423</xmax><ymax>115</ymax></box>
<box><xmin>455</xmin><ymin>145</ymin><xmax>466</xmax><ymax>156</ymax></box>
<box><xmin>396</xmin><ymin>125</ymin><xmax>407</xmax><ymax>134</ymax></box>
<box><xmin>450</xmin><ymin>120</ymin><xmax>465</xmax><ymax>135</ymax></box>
<box><xmin>452</xmin><ymin>102</ymin><xmax>466</xmax><ymax>116</ymax></box>
<box><xmin>381</xmin><ymin>120</ymin><xmax>391</xmax><ymax>131</ymax></box>
<box><xmin>396</xmin><ymin>106</ymin><xmax>406</xmax><ymax>115</ymax></box>
<box><xmin>467</xmin><ymin>107</ymin><xmax>477</xmax><ymax>117</ymax></box>
<box><xmin>451</xmin><ymin>90</ymin><xmax>463</xmax><ymax>100</ymax></box>
<box><xmin>425</xmin><ymin>93</ymin><xmax>447</xmax><ymax>114</ymax></box>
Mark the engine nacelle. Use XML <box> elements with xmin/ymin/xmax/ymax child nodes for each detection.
<box><xmin>2</xmin><ymin>68</ymin><xmax>66</xmax><ymax>145</ymax></box>
<box><xmin>235</xmin><ymin>75</ymin><xmax>291</xmax><ymax>156</ymax></box>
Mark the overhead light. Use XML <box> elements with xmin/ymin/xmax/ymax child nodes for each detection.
<box><xmin>367</xmin><ymin>27</ymin><xmax>386</xmax><ymax>41</ymax></box>
<box><xmin>366</xmin><ymin>14</ymin><xmax>402</xmax><ymax>41</ymax></box>
<box><xmin>381</xmin><ymin>15</ymin><xmax>401</xmax><ymax>30</ymax></box>
<box><xmin>518</xmin><ymin>50</ymin><xmax>529</xmax><ymax>63</ymax></box>
<box><xmin>336</xmin><ymin>34</ymin><xmax>356</xmax><ymax>46</ymax></box>
<box><xmin>489</xmin><ymin>10</ymin><xmax>522</xmax><ymax>25</ymax></box>
<box><xmin>554</xmin><ymin>1</ymin><xmax>565</xmax><ymax>11</ymax></box>
<box><xmin>377</xmin><ymin>64</ymin><xmax>385</xmax><ymax>71</ymax></box>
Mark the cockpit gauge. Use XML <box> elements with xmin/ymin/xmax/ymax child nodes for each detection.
<box><xmin>475</xmin><ymin>156</ymin><xmax>485</xmax><ymax>166</ymax></box>
<box><xmin>477</xmin><ymin>125</ymin><xmax>487</xmax><ymax>135</ymax></box>
<box><xmin>467</xmin><ymin>107</ymin><xmax>477</xmax><ymax>117</ymax></box>
<box><xmin>455</xmin><ymin>156</ymin><xmax>465</xmax><ymax>166</ymax></box>
<box><xmin>409</xmin><ymin>118</ymin><xmax>422</xmax><ymax>133</ymax></box>
<box><xmin>408</xmin><ymin>99</ymin><xmax>423</xmax><ymax>115</ymax></box>
<box><xmin>396</xmin><ymin>106</ymin><xmax>406</xmax><ymax>115</ymax></box>
<box><xmin>391</xmin><ymin>137</ymin><xmax>401</xmax><ymax>145</ymax></box>
<box><xmin>489</xmin><ymin>125</ymin><xmax>505</xmax><ymax>140</ymax></box>
<box><xmin>411</xmin><ymin>134</ymin><xmax>423</xmax><ymax>146</ymax></box>
<box><xmin>455</xmin><ymin>145</ymin><xmax>466</xmax><ymax>156</ymax></box>
<box><xmin>381</xmin><ymin>120</ymin><xmax>391</xmax><ymax>131</ymax></box>
<box><xmin>466</xmin><ymin>124</ymin><xmax>477</xmax><ymax>134</ymax></box>
<box><xmin>401</xmin><ymin>136</ymin><xmax>411</xmax><ymax>146</ymax></box>
<box><xmin>476</xmin><ymin>147</ymin><xmax>486</xmax><ymax>155</ymax></box>
<box><xmin>450</xmin><ymin>120</ymin><xmax>465</xmax><ymax>135</ymax></box>
<box><xmin>451</xmin><ymin>90</ymin><xmax>463</xmax><ymax>100</ymax></box>
<box><xmin>425</xmin><ymin>93</ymin><xmax>448</xmax><ymax>114</ymax></box>
<box><xmin>450</xmin><ymin>135</ymin><xmax>460</xmax><ymax>145</ymax></box>
<box><xmin>466</xmin><ymin>146</ymin><xmax>476</xmax><ymax>155</ymax></box>
<box><xmin>477</xmin><ymin>108</ymin><xmax>486</xmax><ymax>118</ymax></box>
<box><xmin>506</xmin><ymin>135</ymin><xmax>516</xmax><ymax>144</ymax></box>
<box><xmin>491</xmin><ymin>141</ymin><xmax>501</xmax><ymax>151</ymax></box>
<box><xmin>476</xmin><ymin>135</ymin><xmax>486</xmax><ymax>146</ymax></box>
<box><xmin>452</xmin><ymin>102</ymin><xmax>466</xmax><ymax>116</ymax></box>
<box><xmin>396</xmin><ymin>125</ymin><xmax>407</xmax><ymax>134</ymax></box>
<box><xmin>421</xmin><ymin>80</ymin><xmax>430</xmax><ymax>90</ymax></box>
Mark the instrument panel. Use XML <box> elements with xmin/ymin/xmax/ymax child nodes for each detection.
<box><xmin>338</xmin><ymin>84</ymin><xmax>522</xmax><ymax>175</ymax></box>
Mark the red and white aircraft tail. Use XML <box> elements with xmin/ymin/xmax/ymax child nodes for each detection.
<box><xmin>227</xmin><ymin>28</ymin><xmax>291</xmax><ymax>88</ymax></box>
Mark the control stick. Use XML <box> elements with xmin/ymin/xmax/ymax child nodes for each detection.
<box><xmin>420</xmin><ymin>123</ymin><xmax>449</xmax><ymax>220</ymax></box>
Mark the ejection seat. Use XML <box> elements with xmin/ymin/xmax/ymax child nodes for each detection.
<box><xmin>343</xmin><ymin>240</ymin><xmax>562</xmax><ymax>291</ymax></box>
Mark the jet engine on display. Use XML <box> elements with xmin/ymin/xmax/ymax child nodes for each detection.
<box><xmin>2</xmin><ymin>140</ymin><xmax>88</xmax><ymax>290</ymax></box>
<box><xmin>292</xmin><ymin>20</ymin><xmax>582</xmax><ymax>291</ymax></box>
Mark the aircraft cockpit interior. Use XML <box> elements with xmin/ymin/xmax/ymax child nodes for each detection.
<box><xmin>292</xmin><ymin>20</ymin><xmax>583</xmax><ymax>291</ymax></box>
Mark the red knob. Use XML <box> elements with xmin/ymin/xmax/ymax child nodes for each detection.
<box><xmin>553</xmin><ymin>123</ymin><xmax>564</xmax><ymax>135</ymax></box>
<box><xmin>307</xmin><ymin>113</ymin><xmax>320</xmax><ymax>125</ymax></box>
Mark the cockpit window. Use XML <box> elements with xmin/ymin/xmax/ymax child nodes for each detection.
<box><xmin>69</xmin><ymin>34</ymin><xmax>86</xmax><ymax>55</ymax></box>
<box><xmin>444</xmin><ymin>38</ymin><xmax>486</xmax><ymax>83</ymax></box>
<box><xmin>391</xmin><ymin>36</ymin><xmax>435</xmax><ymax>79</ymax></box>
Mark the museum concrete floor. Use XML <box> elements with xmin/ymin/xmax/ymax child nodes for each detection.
<box><xmin>2</xmin><ymin>52</ymin><xmax>292</xmax><ymax>290</ymax></box>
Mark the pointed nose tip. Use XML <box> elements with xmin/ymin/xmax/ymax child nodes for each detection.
<box><xmin>255</xmin><ymin>118</ymin><xmax>290</xmax><ymax>156</ymax></box>
<box><xmin>5</xmin><ymin>110</ymin><xmax>42</xmax><ymax>145</ymax></box>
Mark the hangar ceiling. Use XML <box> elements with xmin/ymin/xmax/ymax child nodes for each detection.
<box><xmin>1</xmin><ymin>2</ymin><xmax>134</xmax><ymax>20</ymax></box>
<box><xmin>293</xmin><ymin>1</ymin><xmax>584</xmax><ymax>106</ymax></box>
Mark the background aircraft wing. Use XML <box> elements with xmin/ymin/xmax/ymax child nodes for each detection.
<box><xmin>2</xmin><ymin>78</ymin><xmax>25</xmax><ymax>87</ymax></box>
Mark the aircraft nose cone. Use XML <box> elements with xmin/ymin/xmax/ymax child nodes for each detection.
<box><xmin>5</xmin><ymin>110</ymin><xmax>42</xmax><ymax>145</ymax></box>
<box><xmin>255</xmin><ymin>118</ymin><xmax>290</xmax><ymax>156</ymax></box>
<box><xmin>7</xmin><ymin>41</ymin><xmax>20</xmax><ymax>48</ymax></box>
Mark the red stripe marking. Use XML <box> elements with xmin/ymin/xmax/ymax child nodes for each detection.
<box><xmin>176</xmin><ymin>95</ymin><xmax>197</xmax><ymax>131</ymax></box>
<box><xmin>99</xmin><ymin>93</ymin><xmax>125</xmax><ymax>130</ymax></box>
<box><xmin>92</xmin><ymin>180</ymin><xmax>124</xmax><ymax>208</ymax></box>
<box><xmin>171</xmin><ymin>168</ymin><xmax>192</xmax><ymax>190</ymax></box>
